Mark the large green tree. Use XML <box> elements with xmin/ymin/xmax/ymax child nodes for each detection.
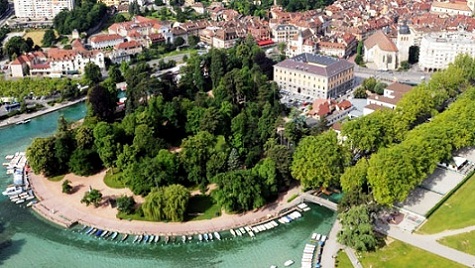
<box><xmin>26</xmin><ymin>137</ymin><xmax>58</xmax><ymax>177</ymax></box>
<box><xmin>84</xmin><ymin>62</ymin><xmax>102</xmax><ymax>85</ymax></box>
<box><xmin>81</xmin><ymin>188</ymin><xmax>103</xmax><ymax>207</ymax></box>
<box><xmin>42</xmin><ymin>29</ymin><xmax>56</xmax><ymax>47</ymax></box>
<box><xmin>291</xmin><ymin>131</ymin><xmax>350</xmax><ymax>189</ymax></box>
<box><xmin>338</xmin><ymin>205</ymin><xmax>377</xmax><ymax>252</ymax></box>
<box><xmin>142</xmin><ymin>185</ymin><xmax>190</xmax><ymax>221</ymax></box>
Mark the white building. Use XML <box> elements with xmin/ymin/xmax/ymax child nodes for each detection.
<box><xmin>14</xmin><ymin>0</ymin><xmax>75</xmax><ymax>19</ymax></box>
<box><xmin>419</xmin><ymin>30</ymin><xmax>475</xmax><ymax>72</ymax></box>
<box><xmin>430</xmin><ymin>1</ymin><xmax>474</xmax><ymax>16</ymax></box>
<box><xmin>364</xmin><ymin>30</ymin><xmax>399</xmax><ymax>71</ymax></box>
<box><xmin>90</xmin><ymin>34</ymin><xmax>124</xmax><ymax>50</ymax></box>
<box><xmin>363</xmin><ymin>82</ymin><xmax>413</xmax><ymax>115</ymax></box>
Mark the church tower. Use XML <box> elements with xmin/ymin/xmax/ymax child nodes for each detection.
<box><xmin>396</xmin><ymin>21</ymin><xmax>414</xmax><ymax>63</ymax></box>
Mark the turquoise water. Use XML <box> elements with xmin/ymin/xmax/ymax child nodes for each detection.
<box><xmin>0</xmin><ymin>103</ymin><xmax>337</xmax><ymax>268</ymax></box>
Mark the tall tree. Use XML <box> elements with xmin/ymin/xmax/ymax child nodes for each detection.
<box><xmin>84</xmin><ymin>62</ymin><xmax>102</xmax><ymax>85</ymax></box>
<box><xmin>87</xmin><ymin>85</ymin><xmax>116</xmax><ymax>122</ymax></box>
<box><xmin>42</xmin><ymin>29</ymin><xmax>56</xmax><ymax>47</ymax></box>
<box><xmin>26</xmin><ymin>137</ymin><xmax>58</xmax><ymax>177</ymax></box>
<box><xmin>291</xmin><ymin>131</ymin><xmax>351</xmax><ymax>189</ymax></box>
<box><xmin>338</xmin><ymin>205</ymin><xmax>377</xmax><ymax>252</ymax></box>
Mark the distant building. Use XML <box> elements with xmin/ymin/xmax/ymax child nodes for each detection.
<box><xmin>363</xmin><ymin>82</ymin><xmax>413</xmax><ymax>115</ymax></box>
<box><xmin>13</xmin><ymin>0</ymin><xmax>75</xmax><ymax>19</ymax></box>
<box><xmin>364</xmin><ymin>30</ymin><xmax>399</xmax><ymax>71</ymax></box>
<box><xmin>273</xmin><ymin>53</ymin><xmax>354</xmax><ymax>99</ymax></box>
<box><xmin>10</xmin><ymin>40</ymin><xmax>105</xmax><ymax>78</ymax></box>
<box><xmin>99</xmin><ymin>0</ymin><xmax>120</xmax><ymax>6</ymax></box>
<box><xmin>90</xmin><ymin>34</ymin><xmax>124</xmax><ymax>49</ymax></box>
<box><xmin>419</xmin><ymin>30</ymin><xmax>475</xmax><ymax>72</ymax></box>
<box><xmin>430</xmin><ymin>1</ymin><xmax>474</xmax><ymax>16</ymax></box>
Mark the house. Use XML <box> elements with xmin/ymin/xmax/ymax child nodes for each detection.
<box><xmin>363</xmin><ymin>82</ymin><xmax>413</xmax><ymax>115</ymax></box>
<box><xmin>308</xmin><ymin>98</ymin><xmax>354</xmax><ymax>126</ymax></box>
<box><xmin>10</xmin><ymin>40</ymin><xmax>105</xmax><ymax>78</ymax></box>
<box><xmin>364</xmin><ymin>30</ymin><xmax>399</xmax><ymax>71</ymax></box>
<box><xmin>90</xmin><ymin>34</ymin><xmax>124</xmax><ymax>49</ymax></box>
<box><xmin>286</xmin><ymin>29</ymin><xmax>317</xmax><ymax>57</ymax></box>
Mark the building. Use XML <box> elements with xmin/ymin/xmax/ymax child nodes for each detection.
<box><xmin>286</xmin><ymin>29</ymin><xmax>316</xmax><ymax>57</ymax></box>
<box><xmin>308</xmin><ymin>98</ymin><xmax>354</xmax><ymax>126</ymax></box>
<box><xmin>364</xmin><ymin>30</ymin><xmax>399</xmax><ymax>71</ymax></box>
<box><xmin>272</xmin><ymin>24</ymin><xmax>299</xmax><ymax>43</ymax></box>
<box><xmin>13</xmin><ymin>0</ymin><xmax>75</xmax><ymax>19</ymax></box>
<box><xmin>10</xmin><ymin>40</ymin><xmax>105</xmax><ymax>78</ymax></box>
<box><xmin>363</xmin><ymin>82</ymin><xmax>413</xmax><ymax>115</ymax></box>
<box><xmin>430</xmin><ymin>1</ymin><xmax>474</xmax><ymax>16</ymax></box>
<box><xmin>419</xmin><ymin>30</ymin><xmax>475</xmax><ymax>72</ymax></box>
<box><xmin>99</xmin><ymin>0</ymin><xmax>120</xmax><ymax>6</ymax></box>
<box><xmin>273</xmin><ymin>53</ymin><xmax>354</xmax><ymax>99</ymax></box>
<box><xmin>396</xmin><ymin>23</ymin><xmax>414</xmax><ymax>63</ymax></box>
<box><xmin>90</xmin><ymin>34</ymin><xmax>124</xmax><ymax>49</ymax></box>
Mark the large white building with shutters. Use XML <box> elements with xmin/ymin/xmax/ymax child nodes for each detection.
<box><xmin>13</xmin><ymin>0</ymin><xmax>74</xmax><ymax>19</ymax></box>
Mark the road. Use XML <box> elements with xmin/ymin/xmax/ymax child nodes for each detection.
<box><xmin>354</xmin><ymin>65</ymin><xmax>431</xmax><ymax>85</ymax></box>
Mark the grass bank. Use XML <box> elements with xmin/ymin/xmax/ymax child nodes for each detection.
<box><xmin>186</xmin><ymin>195</ymin><xmax>221</xmax><ymax>221</ymax></box>
<box><xmin>438</xmin><ymin>230</ymin><xmax>475</xmax><ymax>256</ymax></box>
<box><xmin>359</xmin><ymin>239</ymin><xmax>465</xmax><ymax>268</ymax></box>
<box><xmin>103</xmin><ymin>168</ymin><xmax>125</xmax><ymax>189</ymax></box>
<box><xmin>418</xmin><ymin>174</ymin><xmax>475</xmax><ymax>234</ymax></box>
<box><xmin>335</xmin><ymin>250</ymin><xmax>353</xmax><ymax>268</ymax></box>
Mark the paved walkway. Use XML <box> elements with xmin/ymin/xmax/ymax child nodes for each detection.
<box><xmin>301</xmin><ymin>192</ymin><xmax>338</xmax><ymax>211</ymax></box>
<box><xmin>29</xmin><ymin>171</ymin><xmax>306</xmax><ymax>235</ymax></box>
<box><xmin>425</xmin><ymin>225</ymin><xmax>475</xmax><ymax>240</ymax></box>
<box><xmin>321</xmin><ymin>220</ymin><xmax>342</xmax><ymax>268</ymax></box>
<box><xmin>0</xmin><ymin>97</ymin><xmax>86</xmax><ymax>127</ymax></box>
<box><xmin>344</xmin><ymin>247</ymin><xmax>363</xmax><ymax>268</ymax></box>
<box><xmin>375</xmin><ymin>223</ymin><xmax>475</xmax><ymax>267</ymax></box>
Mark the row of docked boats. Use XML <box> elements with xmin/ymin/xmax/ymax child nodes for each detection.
<box><xmin>3</xmin><ymin>185</ymin><xmax>37</xmax><ymax>207</ymax></box>
<box><xmin>82</xmin><ymin>226</ymin><xmax>127</xmax><ymax>242</ymax></box>
<box><xmin>301</xmin><ymin>233</ymin><xmax>327</xmax><ymax>268</ymax></box>
<box><xmin>278</xmin><ymin>211</ymin><xmax>303</xmax><ymax>224</ymax></box>
<box><xmin>197</xmin><ymin>231</ymin><xmax>221</xmax><ymax>242</ymax></box>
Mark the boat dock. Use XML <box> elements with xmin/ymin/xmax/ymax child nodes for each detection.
<box><xmin>301</xmin><ymin>192</ymin><xmax>338</xmax><ymax>211</ymax></box>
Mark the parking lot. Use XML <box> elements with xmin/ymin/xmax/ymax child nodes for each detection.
<box><xmin>279</xmin><ymin>90</ymin><xmax>313</xmax><ymax>112</ymax></box>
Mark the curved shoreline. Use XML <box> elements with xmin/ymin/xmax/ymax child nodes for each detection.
<box><xmin>0</xmin><ymin>97</ymin><xmax>86</xmax><ymax>128</ymax></box>
<box><xmin>29</xmin><ymin>171</ymin><xmax>308</xmax><ymax>236</ymax></box>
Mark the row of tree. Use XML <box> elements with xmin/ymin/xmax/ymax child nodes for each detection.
<box><xmin>53</xmin><ymin>0</ymin><xmax>107</xmax><ymax>35</ymax></box>
<box><xmin>0</xmin><ymin>77</ymin><xmax>82</xmax><ymax>101</ymax></box>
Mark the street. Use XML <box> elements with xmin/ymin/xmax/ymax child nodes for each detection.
<box><xmin>354</xmin><ymin>65</ymin><xmax>431</xmax><ymax>85</ymax></box>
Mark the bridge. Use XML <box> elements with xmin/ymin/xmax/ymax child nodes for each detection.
<box><xmin>300</xmin><ymin>192</ymin><xmax>338</xmax><ymax>211</ymax></box>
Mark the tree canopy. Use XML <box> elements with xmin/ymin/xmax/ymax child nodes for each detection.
<box><xmin>53</xmin><ymin>0</ymin><xmax>107</xmax><ymax>35</ymax></box>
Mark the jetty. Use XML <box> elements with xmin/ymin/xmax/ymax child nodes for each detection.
<box><xmin>301</xmin><ymin>192</ymin><xmax>338</xmax><ymax>211</ymax></box>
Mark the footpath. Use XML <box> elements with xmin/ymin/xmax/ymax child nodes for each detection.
<box><xmin>0</xmin><ymin>97</ymin><xmax>86</xmax><ymax>127</ymax></box>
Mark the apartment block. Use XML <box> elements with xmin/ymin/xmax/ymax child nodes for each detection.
<box><xmin>14</xmin><ymin>0</ymin><xmax>75</xmax><ymax>19</ymax></box>
<box><xmin>273</xmin><ymin>53</ymin><xmax>354</xmax><ymax>99</ymax></box>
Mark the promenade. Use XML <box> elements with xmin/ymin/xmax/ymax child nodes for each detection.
<box><xmin>29</xmin><ymin>170</ymin><xmax>308</xmax><ymax>235</ymax></box>
<box><xmin>0</xmin><ymin>97</ymin><xmax>86</xmax><ymax>127</ymax></box>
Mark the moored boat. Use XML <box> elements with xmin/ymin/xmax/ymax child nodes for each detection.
<box><xmin>121</xmin><ymin>234</ymin><xmax>129</xmax><ymax>242</ymax></box>
<box><xmin>208</xmin><ymin>233</ymin><xmax>213</xmax><ymax>240</ymax></box>
<box><xmin>165</xmin><ymin>236</ymin><xmax>170</xmax><ymax>244</ymax></box>
<box><xmin>149</xmin><ymin>235</ymin><xmax>154</xmax><ymax>243</ymax></box>
<box><xmin>203</xmin><ymin>233</ymin><xmax>208</xmax><ymax>241</ymax></box>
<box><xmin>26</xmin><ymin>200</ymin><xmax>37</xmax><ymax>207</ymax></box>
<box><xmin>284</xmin><ymin>260</ymin><xmax>294</xmax><ymax>266</ymax></box>
<box><xmin>154</xmin><ymin>235</ymin><xmax>160</xmax><ymax>243</ymax></box>
<box><xmin>198</xmin><ymin>234</ymin><xmax>203</xmax><ymax>241</ymax></box>
<box><xmin>143</xmin><ymin>235</ymin><xmax>149</xmax><ymax>244</ymax></box>
<box><xmin>101</xmin><ymin>231</ymin><xmax>108</xmax><ymax>238</ymax></box>
<box><xmin>214</xmin><ymin>232</ymin><xmax>221</xmax><ymax>240</ymax></box>
<box><xmin>2</xmin><ymin>186</ymin><xmax>23</xmax><ymax>196</ymax></box>
<box><xmin>15</xmin><ymin>199</ymin><xmax>25</xmax><ymax>204</ymax></box>
<box><xmin>110</xmin><ymin>232</ymin><xmax>118</xmax><ymax>241</ymax></box>
<box><xmin>182</xmin><ymin>235</ymin><xmax>186</xmax><ymax>243</ymax></box>
<box><xmin>230</xmin><ymin>229</ymin><xmax>236</xmax><ymax>237</ymax></box>
<box><xmin>95</xmin><ymin>230</ymin><xmax>103</xmax><ymax>237</ymax></box>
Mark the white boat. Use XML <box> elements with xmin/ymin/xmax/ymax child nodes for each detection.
<box><xmin>239</xmin><ymin>227</ymin><xmax>246</xmax><ymax>234</ymax></box>
<box><xmin>320</xmin><ymin>235</ymin><xmax>327</xmax><ymax>242</ymax></box>
<box><xmin>16</xmin><ymin>199</ymin><xmax>25</xmax><ymax>204</ymax></box>
<box><xmin>182</xmin><ymin>235</ymin><xmax>186</xmax><ymax>243</ymax></box>
<box><xmin>284</xmin><ymin>260</ymin><xmax>294</xmax><ymax>267</ymax></box>
<box><xmin>230</xmin><ymin>229</ymin><xmax>236</xmax><ymax>237</ymax></box>
<box><xmin>154</xmin><ymin>235</ymin><xmax>160</xmax><ymax>243</ymax></box>
<box><xmin>316</xmin><ymin>234</ymin><xmax>321</xmax><ymax>241</ymax></box>
<box><xmin>198</xmin><ymin>234</ymin><xmax>203</xmax><ymax>241</ymax></box>
<box><xmin>2</xmin><ymin>186</ymin><xmax>23</xmax><ymax>196</ymax></box>
<box><xmin>208</xmin><ymin>233</ymin><xmax>213</xmax><ymax>240</ymax></box>
<box><xmin>249</xmin><ymin>230</ymin><xmax>255</xmax><ymax>237</ymax></box>
<box><xmin>214</xmin><ymin>232</ymin><xmax>221</xmax><ymax>240</ymax></box>
<box><xmin>26</xmin><ymin>200</ymin><xmax>37</xmax><ymax>207</ymax></box>
<box><xmin>203</xmin><ymin>233</ymin><xmax>208</xmax><ymax>241</ymax></box>
<box><xmin>25</xmin><ymin>195</ymin><xmax>35</xmax><ymax>201</ymax></box>
<box><xmin>236</xmin><ymin>229</ymin><xmax>242</xmax><ymax>236</ymax></box>
<box><xmin>10</xmin><ymin>197</ymin><xmax>19</xmax><ymax>203</ymax></box>
<box><xmin>5</xmin><ymin>155</ymin><xmax>14</xmax><ymax>160</ymax></box>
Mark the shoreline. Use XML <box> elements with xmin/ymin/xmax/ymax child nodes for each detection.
<box><xmin>28</xmin><ymin>170</ymin><xmax>321</xmax><ymax>236</ymax></box>
<box><xmin>0</xmin><ymin>97</ymin><xmax>86</xmax><ymax>128</ymax></box>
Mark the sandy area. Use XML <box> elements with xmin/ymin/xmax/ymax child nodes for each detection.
<box><xmin>30</xmin><ymin>170</ymin><xmax>304</xmax><ymax>235</ymax></box>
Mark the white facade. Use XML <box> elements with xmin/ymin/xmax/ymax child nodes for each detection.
<box><xmin>14</xmin><ymin>0</ymin><xmax>75</xmax><ymax>19</ymax></box>
<box><xmin>419</xmin><ymin>31</ymin><xmax>475</xmax><ymax>71</ymax></box>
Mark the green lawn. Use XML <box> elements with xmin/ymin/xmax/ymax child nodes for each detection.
<box><xmin>186</xmin><ymin>195</ymin><xmax>221</xmax><ymax>221</ymax></box>
<box><xmin>359</xmin><ymin>239</ymin><xmax>465</xmax><ymax>268</ymax></box>
<box><xmin>438</xmin><ymin>230</ymin><xmax>475</xmax><ymax>256</ymax></box>
<box><xmin>48</xmin><ymin>174</ymin><xmax>65</xmax><ymax>182</ymax></box>
<box><xmin>418</xmin><ymin>174</ymin><xmax>475</xmax><ymax>234</ymax></box>
<box><xmin>335</xmin><ymin>250</ymin><xmax>353</xmax><ymax>268</ymax></box>
<box><xmin>287</xmin><ymin>193</ymin><xmax>299</xmax><ymax>203</ymax></box>
<box><xmin>24</xmin><ymin>30</ymin><xmax>46</xmax><ymax>46</ymax></box>
<box><xmin>103</xmin><ymin>168</ymin><xmax>125</xmax><ymax>189</ymax></box>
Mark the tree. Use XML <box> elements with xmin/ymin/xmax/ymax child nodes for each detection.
<box><xmin>113</xmin><ymin>14</ymin><xmax>128</xmax><ymax>23</ymax></box>
<box><xmin>62</xmin><ymin>179</ymin><xmax>73</xmax><ymax>194</ymax></box>
<box><xmin>142</xmin><ymin>185</ymin><xmax>190</xmax><ymax>221</ymax></box>
<box><xmin>408</xmin><ymin>46</ymin><xmax>419</xmax><ymax>64</ymax></box>
<box><xmin>173</xmin><ymin>36</ymin><xmax>185</xmax><ymax>47</ymax></box>
<box><xmin>340</xmin><ymin>158</ymin><xmax>369</xmax><ymax>193</ymax></box>
<box><xmin>42</xmin><ymin>29</ymin><xmax>56</xmax><ymax>47</ymax></box>
<box><xmin>291</xmin><ymin>131</ymin><xmax>350</xmax><ymax>189</ymax></box>
<box><xmin>26</xmin><ymin>137</ymin><xmax>58</xmax><ymax>177</ymax></box>
<box><xmin>116</xmin><ymin>195</ymin><xmax>136</xmax><ymax>214</ymax></box>
<box><xmin>188</xmin><ymin>35</ymin><xmax>199</xmax><ymax>48</ymax></box>
<box><xmin>84</xmin><ymin>62</ymin><xmax>102</xmax><ymax>85</ymax></box>
<box><xmin>68</xmin><ymin>148</ymin><xmax>103</xmax><ymax>176</ymax></box>
<box><xmin>338</xmin><ymin>205</ymin><xmax>377</xmax><ymax>252</ymax></box>
<box><xmin>53</xmin><ymin>2</ymin><xmax>107</xmax><ymax>34</ymax></box>
<box><xmin>108</xmin><ymin>65</ymin><xmax>123</xmax><ymax>83</ymax></box>
<box><xmin>129</xmin><ymin>0</ymin><xmax>141</xmax><ymax>16</ymax></box>
<box><xmin>93</xmin><ymin>122</ymin><xmax>121</xmax><ymax>170</ymax></box>
<box><xmin>81</xmin><ymin>188</ymin><xmax>103</xmax><ymax>207</ymax></box>
<box><xmin>88</xmin><ymin>85</ymin><xmax>116</xmax><ymax>122</ymax></box>
<box><xmin>353</xmin><ymin>87</ymin><xmax>367</xmax><ymax>98</ymax></box>
<box><xmin>5</xmin><ymin>36</ymin><xmax>32</xmax><ymax>60</ymax></box>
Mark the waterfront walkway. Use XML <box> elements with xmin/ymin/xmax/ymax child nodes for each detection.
<box><xmin>29</xmin><ymin>171</ymin><xmax>309</xmax><ymax>235</ymax></box>
<box><xmin>0</xmin><ymin>97</ymin><xmax>86</xmax><ymax>127</ymax></box>
<box><xmin>301</xmin><ymin>192</ymin><xmax>338</xmax><ymax>211</ymax></box>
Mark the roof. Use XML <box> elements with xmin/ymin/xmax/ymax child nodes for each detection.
<box><xmin>364</xmin><ymin>103</ymin><xmax>391</xmax><ymax>111</ymax></box>
<box><xmin>257</xmin><ymin>39</ymin><xmax>274</xmax><ymax>46</ymax></box>
<box><xmin>431</xmin><ymin>1</ymin><xmax>472</xmax><ymax>12</ymax></box>
<box><xmin>386</xmin><ymin>82</ymin><xmax>413</xmax><ymax>94</ymax></box>
<box><xmin>90</xmin><ymin>34</ymin><xmax>123</xmax><ymax>43</ymax></box>
<box><xmin>274</xmin><ymin>53</ymin><xmax>354</xmax><ymax>77</ymax></box>
<box><xmin>115</xmin><ymin>40</ymin><xmax>142</xmax><ymax>50</ymax></box>
<box><xmin>331</xmin><ymin>122</ymin><xmax>342</xmax><ymax>131</ymax></box>
<box><xmin>364</xmin><ymin>30</ymin><xmax>398</xmax><ymax>52</ymax></box>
